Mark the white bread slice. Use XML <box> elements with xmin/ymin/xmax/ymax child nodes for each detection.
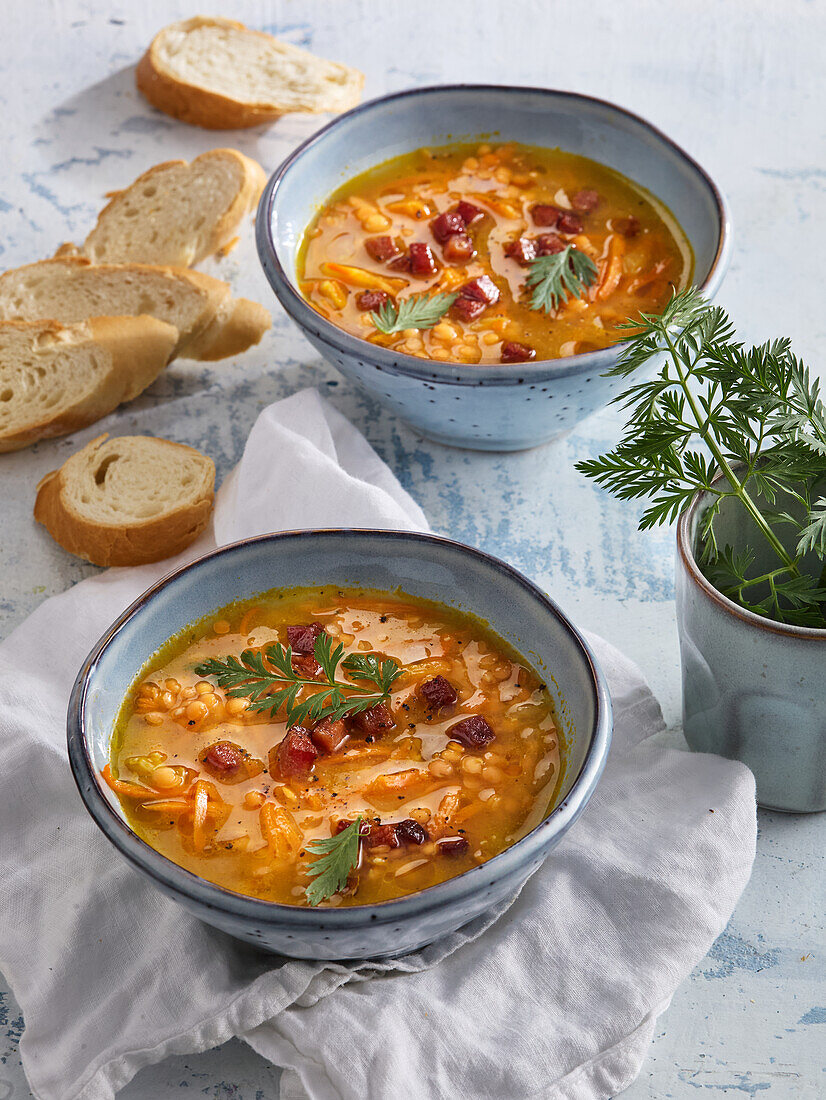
<box><xmin>136</xmin><ymin>16</ymin><xmax>364</xmax><ymax>130</ymax></box>
<box><xmin>80</xmin><ymin>149</ymin><xmax>266</xmax><ymax>266</ymax></box>
<box><xmin>0</xmin><ymin>316</ymin><xmax>177</xmax><ymax>453</ymax></box>
<box><xmin>0</xmin><ymin>257</ymin><xmax>270</xmax><ymax>360</ymax></box>
<box><xmin>34</xmin><ymin>433</ymin><xmax>215</xmax><ymax>566</ymax></box>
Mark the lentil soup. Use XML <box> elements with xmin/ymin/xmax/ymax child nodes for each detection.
<box><xmin>108</xmin><ymin>588</ymin><xmax>563</xmax><ymax>908</ymax></box>
<box><xmin>298</xmin><ymin>141</ymin><xmax>693</xmax><ymax>365</ymax></box>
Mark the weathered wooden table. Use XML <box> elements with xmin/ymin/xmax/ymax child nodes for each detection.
<box><xmin>1</xmin><ymin>2</ymin><xmax>823</xmax><ymax>1096</ymax></box>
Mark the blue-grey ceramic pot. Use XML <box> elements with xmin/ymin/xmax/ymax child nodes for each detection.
<box><xmin>68</xmin><ymin>530</ymin><xmax>612</xmax><ymax>959</ymax></box>
<box><xmin>257</xmin><ymin>84</ymin><xmax>731</xmax><ymax>451</ymax></box>
<box><xmin>677</xmin><ymin>491</ymin><xmax>826</xmax><ymax>813</ymax></box>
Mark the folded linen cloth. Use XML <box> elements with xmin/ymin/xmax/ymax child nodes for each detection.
<box><xmin>0</xmin><ymin>389</ymin><xmax>756</xmax><ymax>1100</ymax></box>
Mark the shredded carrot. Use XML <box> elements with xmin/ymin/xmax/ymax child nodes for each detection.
<box><xmin>101</xmin><ymin>764</ymin><xmax>155</xmax><ymax>800</ymax></box>
<box><xmin>192</xmin><ymin>781</ymin><xmax>210</xmax><ymax>851</ymax></box>
<box><xmin>320</xmin><ymin>262</ymin><xmax>405</xmax><ymax>295</ymax></box>
<box><xmin>139</xmin><ymin>800</ymin><xmax>192</xmax><ymax>815</ymax></box>
<box><xmin>260</xmin><ymin>802</ymin><xmax>303</xmax><ymax>860</ymax></box>
<box><xmin>452</xmin><ymin>801</ymin><xmax>485</xmax><ymax>826</ymax></box>
<box><xmin>595</xmin><ymin>234</ymin><xmax>626</xmax><ymax>300</ymax></box>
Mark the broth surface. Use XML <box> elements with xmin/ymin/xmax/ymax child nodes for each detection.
<box><xmin>298</xmin><ymin>141</ymin><xmax>693</xmax><ymax>363</ymax></box>
<box><xmin>110</xmin><ymin>588</ymin><xmax>563</xmax><ymax>907</ymax></box>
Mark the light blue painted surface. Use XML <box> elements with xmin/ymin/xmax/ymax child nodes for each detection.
<box><xmin>0</xmin><ymin>1</ymin><xmax>824</xmax><ymax>1097</ymax></box>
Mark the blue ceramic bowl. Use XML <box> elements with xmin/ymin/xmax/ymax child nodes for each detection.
<box><xmin>257</xmin><ymin>84</ymin><xmax>731</xmax><ymax>451</ymax></box>
<box><xmin>67</xmin><ymin>530</ymin><xmax>612</xmax><ymax>960</ymax></box>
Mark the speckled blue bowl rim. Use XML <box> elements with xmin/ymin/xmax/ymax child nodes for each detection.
<box><xmin>67</xmin><ymin>530</ymin><xmax>612</xmax><ymax>929</ymax></box>
<box><xmin>256</xmin><ymin>83</ymin><xmax>732</xmax><ymax>388</ymax></box>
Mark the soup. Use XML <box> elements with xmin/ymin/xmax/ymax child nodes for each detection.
<box><xmin>298</xmin><ymin>141</ymin><xmax>693</xmax><ymax>364</ymax></box>
<box><xmin>108</xmin><ymin>588</ymin><xmax>563</xmax><ymax>907</ymax></box>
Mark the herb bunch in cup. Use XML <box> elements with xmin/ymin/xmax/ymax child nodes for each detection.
<box><xmin>576</xmin><ymin>288</ymin><xmax>826</xmax><ymax>627</ymax></box>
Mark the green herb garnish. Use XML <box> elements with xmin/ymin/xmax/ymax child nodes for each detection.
<box><xmin>526</xmin><ymin>245</ymin><xmax>598</xmax><ymax>312</ymax></box>
<box><xmin>576</xmin><ymin>288</ymin><xmax>826</xmax><ymax>627</ymax></box>
<box><xmin>304</xmin><ymin>815</ymin><xmax>363</xmax><ymax>906</ymax></box>
<box><xmin>194</xmin><ymin>635</ymin><xmax>402</xmax><ymax>728</ymax></box>
<box><xmin>371</xmin><ymin>291</ymin><xmax>458</xmax><ymax>334</ymax></box>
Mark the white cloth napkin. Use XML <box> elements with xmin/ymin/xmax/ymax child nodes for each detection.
<box><xmin>0</xmin><ymin>389</ymin><xmax>756</xmax><ymax>1100</ymax></box>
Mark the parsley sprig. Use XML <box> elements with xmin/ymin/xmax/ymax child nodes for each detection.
<box><xmin>193</xmin><ymin>634</ymin><xmax>402</xmax><ymax>728</ymax></box>
<box><xmin>526</xmin><ymin>245</ymin><xmax>598</xmax><ymax>313</ymax></box>
<box><xmin>304</xmin><ymin>815</ymin><xmax>363</xmax><ymax>906</ymax></box>
<box><xmin>576</xmin><ymin>288</ymin><xmax>826</xmax><ymax>627</ymax></box>
<box><xmin>371</xmin><ymin>291</ymin><xmax>458</xmax><ymax>334</ymax></box>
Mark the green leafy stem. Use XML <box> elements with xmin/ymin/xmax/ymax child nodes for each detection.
<box><xmin>194</xmin><ymin>633</ymin><xmax>403</xmax><ymax>728</ymax></box>
<box><xmin>576</xmin><ymin>287</ymin><xmax>826</xmax><ymax>627</ymax></box>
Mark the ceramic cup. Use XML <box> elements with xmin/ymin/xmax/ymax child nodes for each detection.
<box><xmin>676</xmin><ymin>488</ymin><xmax>826</xmax><ymax>812</ymax></box>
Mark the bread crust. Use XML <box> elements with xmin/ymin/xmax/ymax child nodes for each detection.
<box><xmin>82</xmin><ymin>150</ymin><xmax>265</xmax><ymax>265</ymax></box>
<box><xmin>179</xmin><ymin>296</ymin><xmax>271</xmax><ymax>360</ymax></box>
<box><xmin>0</xmin><ymin>316</ymin><xmax>177</xmax><ymax>453</ymax></box>
<box><xmin>136</xmin><ymin>16</ymin><xmax>364</xmax><ymax>130</ymax></box>
<box><xmin>0</xmin><ymin>256</ymin><xmax>240</xmax><ymax>357</ymax></box>
<box><xmin>34</xmin><ymin>434</ymin><xmax>215</xmax><ymax>567</ymax></box>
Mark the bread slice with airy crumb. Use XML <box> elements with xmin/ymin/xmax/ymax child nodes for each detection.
<box><xmin>0</xmin><ymin>316</ymin><xmax>177</xmax><ymax>453</ymax></box>
<box><xmin>80</xmin><ymin>149</ymin><xmax>265</xmax><ymax>266</ymax></box>
<box><xmin>0</xmin><ymin>257</ymin><xmax>270</xmax><ymax>360</ymax></box>
<box><xmin>136</xmin><ymin>16</ymin><xmax>364</xmax><ymax>129</ymax></box>
<box><xmin>34</xmin><ymin>433</ymin><xmax>215</xmax><ymax>566</ymax></box>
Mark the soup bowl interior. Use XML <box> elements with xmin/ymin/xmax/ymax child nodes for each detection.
<box><xmin>258</xmin><ymin>85</ymin><xmax>730</xmax><ymax>451</ymax></box>
<box><xmin>68</xmin><ymin>530</ymin><xmax>611</xmax><ymax>960</ymax></box>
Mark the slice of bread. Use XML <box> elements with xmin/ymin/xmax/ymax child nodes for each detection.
<box><xmin>81</xmin><ymin>149</ymin><xmax>266</xmax><ymax>266</ymax></box>
<box><xmin>34</xmin><ymin>433</ymin><xmax>215</xmax><ymax>566</ymax></box>
<box><xmin>0</xmin><ymin>316</ymin><xmax>177</xmax><ymax>453</ymax></box>
<box><xmin>136</xmin><ymin>16</ymin><xmax>364</xmax><ymax>129</ymax></box>
<box><xmin>0</xmin><ymin>257</ymin><xmax>270</xmax><ymax>360</ymax></box>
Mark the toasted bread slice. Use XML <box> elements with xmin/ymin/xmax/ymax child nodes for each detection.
<box><xmin>35</xmin><ymin>433</ymin><xmax>215</xmax><ymax>566</ymax></box>
<box><xmin>0</xmin><ymin>257</ymin><xmax>270</xmax><ymax>360</ymax></box>
<box><xmin>0</xmin><ymin>316</ymin><xmax>177</xmax><ymax>453</ymax></box>
<box><xmin>80</xmin><ymin>149</ymin><xmax>265</xmax><ymax>266</ymax></box>
<box><xmin>136</xmin><ymin>16</ymin><xmax>364</xmax><ymax>129</ymax></box>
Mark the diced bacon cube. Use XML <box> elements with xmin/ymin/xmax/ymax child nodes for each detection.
<box><xmin>287</xmin><ymin>622</ymin><xmax>325</xmax><ymax>655</ymax></box>
<box><xmin>450</xmin><ymin>295</ymin><xmax>486</xmax><ymax>322</ymax></box>
<box><xmin>291</xmin><ymin>653</ymin><xmax>322</xmax><ymax>679</ymax></box>
<box><xmin>408</xmin><ymin>242</ymin><xmax>438</xmax><ymax>277</ymax></box>
<box><xmin>501</xmin><ymin>341</ymin><xmax>536</xmax><ymax>363</ymax></box>
<box><xmin>461</xmin><ymin>275</ymin><xmax>500</xmax><ymax>305</ymax></box>
<box><xmin>350</xmin><ymin>702</ymin><xmax>396</xmax><ymax>736</ymax></box>
<box><xmin>363</xmin><ymin>822</ymin><xmax>401</xmax><ymax>849</ymax></box>
<box><xmin>388</xmin><ymin>253</ymin><xmax>412</xmax><ymax>272</ymax></box>
<box><xmin>455</xmin><ymin>200</ymin><xmax>483</xmax><ymax>225</ymax></box>
<box><xmin>535</xmin><ymin>233</ymin><xmax>565</xmax><ymax>256</ymax></box>
<box><xmin>203</xmin><ymin>740</ymin><xmax>243</xmax><ymax>776</ymax></box>
<box><xmin>505</xmin><ymin>237</ymin><xmax>537</xmax><ymax>266</ymax></box>
<box><xmin>556</xmin><ymin>210</ymin><xmax>583</xmax><ymax>234</ymax></box>
<box><xmin>572</xmin><ymin>189</ymin><xmax>599</xmax><ymax>213</ymax></box>
<box><xmin>269</xmin><ymin>727</ymin><xmax>318</xmax><ymax>779</ymax></box>
<box><xmin>446</xmin><ymin>714</ymin><xmax>495</xmax><ymax>750</ymax></box>
<box><xmin>356</xmin><ymin>290</ymin><xmax>389</xmax><ymax>312</ymax></box>
<box><xmin>420</xmin><ymin>675</ymin><xmax>458</xmax><ymax>710</ymax></box>
<box><xmin>431</xmin><ymin>211</ymin><xmax>466</xmax><ymax>243</ymax></box>
<box><xmin>616</xmin><ymin>215</ymin><xmax>641</xmax><ymax>238</ymax></box>
<box><xmin>365</xmin><ymin>236</ymin><xmax>401</xmax><ymax>263</ymax></box>
<box><xmin>531</xmin><ymin>204</ymin><xmax>560</xmax><ymax>227</ymax></box>
<box><xmin>437</xmin><ymin>836</ymin><xmax>470</xmax><ymax>857</ymax></box>
<box><xmin>395</xmin><ymin>818</ymin><xmax>427</xmax><ymax>845</ymax></box>
<box><xmin>443</xmin><ymin>233</ymin><xmax>476</xmax><ymax>263</ymax></box>
<box><xmin>311</xmin><ymin>717</ymin><xmax>350</xmax><ymax>754</ymax></box>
